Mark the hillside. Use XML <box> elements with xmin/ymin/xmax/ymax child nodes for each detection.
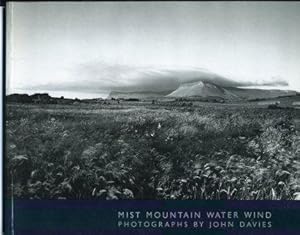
<box><xmin>166</xmin><ymin>81</ymin><xmax>298</xmax><ymax>101</ymax></box>
<box><xmin>226</xmin><ymin>87</ymin><xmax>298</xmax><ymax>100</ymax></box>
<box><xmin>166</xmin><ymin>81</ymin><xmax>238</xmax><ymax>99</ymax></box>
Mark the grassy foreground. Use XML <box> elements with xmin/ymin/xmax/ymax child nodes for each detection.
<box><xmin>5</xmin><ymin>103</ymin><xmax>300</xmax><ymax>200</ymax></box>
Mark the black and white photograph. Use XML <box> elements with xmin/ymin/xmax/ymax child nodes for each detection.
<box><xmin>5</xmin><ymin>1</ymin><xmax>300</xmax><ymax>201</ymax></box>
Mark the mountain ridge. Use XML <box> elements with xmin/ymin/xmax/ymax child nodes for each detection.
<box><xmin>108</xmin><ymin>80</ymin><xmax>298</xmax><ymax>100</ymax></box>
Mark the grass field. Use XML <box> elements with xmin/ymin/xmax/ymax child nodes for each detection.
<box><xmin>5</xmin><ymin>101</ymin><xmax>300</xmax><ymax>200</ymax></box>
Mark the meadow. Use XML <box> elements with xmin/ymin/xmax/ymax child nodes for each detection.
<box><xmin>5</xmin><ymin>102</ymin><xmax>300</xmax><ymax>200</ymax></box>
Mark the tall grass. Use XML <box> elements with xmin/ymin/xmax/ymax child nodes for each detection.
<box><xmin>5</xmin><ymin>103</ymin><xmax>300</xmax><ymax>200</ymax></box>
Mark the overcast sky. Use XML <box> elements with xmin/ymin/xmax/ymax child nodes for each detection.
<box><xmin>7</xmin><ymin>2</ymin><xmax>300</xmax><ymax>98</ymax></box>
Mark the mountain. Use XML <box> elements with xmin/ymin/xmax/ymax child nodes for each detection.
<box><xmin>166</xmin><ymin>81</ymin><xmax>238</xmax><ymax>99</ymax></box>
<box><xmin>166</xmin><ymin>81</ymin><xmax>298</xmax><ymax>100</ymax></box>
<box><xmin>108</xmin><ymin>80</ymin><xmax>298</xmax><ymax>101</ymax></box>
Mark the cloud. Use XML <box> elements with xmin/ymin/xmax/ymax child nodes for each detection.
<box><xmin>27</xmin><ymin>61</ymin><xmax>289</xmax><ymax>94</ymax></box>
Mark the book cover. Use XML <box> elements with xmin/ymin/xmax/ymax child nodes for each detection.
<box><xmin>3</xmin><ymin>1</ymin><xmax>300</xmax><ymax>234</ymax></box>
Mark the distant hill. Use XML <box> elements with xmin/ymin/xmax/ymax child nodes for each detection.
<box><xmin>226</xmin><ymin>87</ymin><xmax>298</xmax><ymax>100</ymax></box>
<box><xmin>166</xmin><ymin>81</ymin><xmax>298</xmax><ymax>101</ymax></box>
<box><xmin>6</xmin><ymin>93</ymin><xmax>75</xmax><ymax>104</ymax></box>
<box><xmin>7</xmin><ymin>93</ymin><xmax>53</xmax><ymax>103</ymax></box>
<box><xmin>166</xmin><ymin>81</ymin><xmax>238</xmax><ymax>100</ymax></box>
<box><xmin>108</xmin><ymin>90</ymin><xmax>173</xmax><ymax>99</ymax></box>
